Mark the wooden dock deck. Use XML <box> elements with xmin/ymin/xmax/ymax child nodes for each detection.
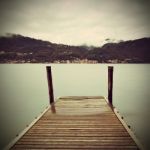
<box><xmin>11</xmin><ymin>96</ymin><xmax>140</xmax><ymax>150</ymax></box>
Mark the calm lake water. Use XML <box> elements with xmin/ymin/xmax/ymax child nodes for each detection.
<box><xmin>0</xmin><ymin>64</ymin><xmax>150</xmax><ymax>149</ymax></box>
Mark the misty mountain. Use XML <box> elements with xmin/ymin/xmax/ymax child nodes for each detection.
<box><xmin>0</xmin><ymin>34</ymin><xmax>150</xmax><ymax>63</ymax></box>
<box><xmin>87</xmin><ymin>38</ymin><xmax>150</xmax><ymax>63</ymax></box>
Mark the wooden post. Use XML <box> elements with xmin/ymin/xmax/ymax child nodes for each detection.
<box><xmin>108</xmin><ymin>66</ymin><xmax>113</xmax><ymax>106</ymax></box>
<box><xmin>46</xmin><ymin>66</ymin><xmax>54</xmax><ymax>104</ymax></box>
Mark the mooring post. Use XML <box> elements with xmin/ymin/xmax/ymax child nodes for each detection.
<box><xmin>46</xmin><ymin>66</ymin><xmax>54</xmax><ymax>104</ymax></box>
<box><xmin>108</xmin><ymin>66</ymin><xmax>113</xmax><ymax>106</ymax></box>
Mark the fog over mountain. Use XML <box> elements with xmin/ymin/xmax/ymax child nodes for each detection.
<box><xmin>0</xmin><ymin>34</ymin><xmax>150</xmax><ymax>63</ymax></box>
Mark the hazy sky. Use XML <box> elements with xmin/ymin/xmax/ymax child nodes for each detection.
<box><xmin>0</xmin><ymin>0</ymin><xmax>150</xmax><ymax>46</ymax></box>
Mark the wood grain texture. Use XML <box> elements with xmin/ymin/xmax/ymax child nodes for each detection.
<box><xmin>11</xmin><ymin>96</ymin><xmax>139</xmax><ymax>150</ymax></box>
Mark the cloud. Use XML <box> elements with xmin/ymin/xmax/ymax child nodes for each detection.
<box><xmin>0</xmin><ymin>0</ymin><xmax>150</xmax><ymax>46</ymax></box>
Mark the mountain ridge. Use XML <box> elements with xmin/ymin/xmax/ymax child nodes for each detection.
<box><xmin>0</xmin><ymin>34</ymin><xmax>150</xmax><ymax>63</ymax></box>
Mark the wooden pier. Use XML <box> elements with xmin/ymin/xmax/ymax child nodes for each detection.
<box><xmin>11</xmin><ymin>96</ymin><xmax>140</xmax><ymax>150</ymax></box>
<box><xmin>9</xmin><ymin>66</ymin><xmax>141</xmax><ymax>149</ymax></box>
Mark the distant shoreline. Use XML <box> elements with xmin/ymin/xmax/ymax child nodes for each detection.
<box><xmin>0</xmin><ymin>34</ymin><xmax>150</xmax><ymax>63</ymax></box>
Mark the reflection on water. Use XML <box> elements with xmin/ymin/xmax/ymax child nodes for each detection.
<box><xmin>0</xmin><ymin>64</ymin><xmax>149</xmax><ymax>150</ymax></box>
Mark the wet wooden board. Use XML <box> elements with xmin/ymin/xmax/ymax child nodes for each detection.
<box><xmin>11</xmin><ymin>96</ymin><xmax>139</xmax><ymax>150</ymax></box>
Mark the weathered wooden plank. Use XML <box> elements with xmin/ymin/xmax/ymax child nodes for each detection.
<box><xmin>59</xmin><ymin>96</ymin><xmax>105</xmax><ymax>99</ymax></box>
<box><xmin>27</xmin><ymin>132</ymin><xmax>128</xmax><ymax>136</ymax></box>
<box><xmin>21</xmin><ymin>136</ymin><xmax>133</xmax><ymax>140</ymax></box>
<box><xmin>12</xmin><ymin>144</ymin><xmax>138</xmax><ymax>149</ymax></box>
<box><xmin>16</xmin><ymin>142</ymin><xmax>136</xmax><ymax>146</ymax></box>
<box><xmin>11</xmin><ymin>96</ymin><xmax>140</xmax><ymax>150</ymax></box>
